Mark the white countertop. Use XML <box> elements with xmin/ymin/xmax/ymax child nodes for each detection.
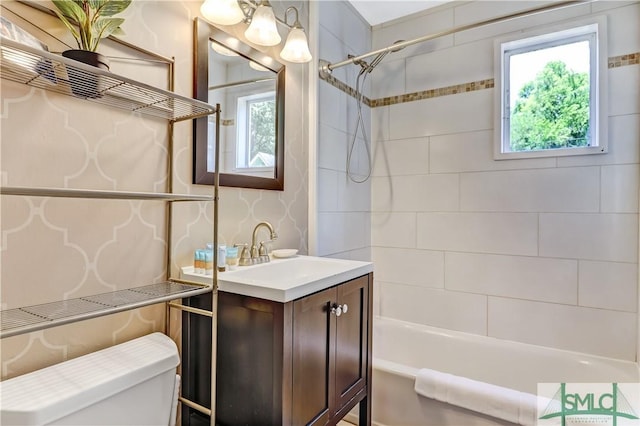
<box><xmin>181</xmin><ymin>255</ymin><xmax>373</xmax><ymax>303</ymax></box>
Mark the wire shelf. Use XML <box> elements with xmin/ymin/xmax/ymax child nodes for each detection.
<box><xmin>0</xmin><ymin>38</ymin><xmax>216</xmax><ymax>122</ymax></box>
<box><xmin>0</xmin><ymin>281</ymin><xmax>212</xmax><ymax>338</ymax></box>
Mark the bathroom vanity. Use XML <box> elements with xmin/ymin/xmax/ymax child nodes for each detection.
<box><xmin>181</xmin><ymin>256</ymin><xmax>373</xmax><ymax>426</ymax></box>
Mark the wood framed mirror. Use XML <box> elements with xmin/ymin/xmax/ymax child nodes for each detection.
<box><xmin>193</xmin><ymin>18</ymin><xmax>285</xmax><ymax>190</ymax></box>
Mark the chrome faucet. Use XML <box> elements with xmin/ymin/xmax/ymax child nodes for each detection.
<box><xmin>247</xmin><ymin>221</ymin><xmax>278</xmax><ymax>264</ymax></box>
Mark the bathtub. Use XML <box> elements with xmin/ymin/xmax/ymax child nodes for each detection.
<box><xmin>345</xmin><ymin>316</ymin><xmax>639</xmax><ymax>426</ymax></box>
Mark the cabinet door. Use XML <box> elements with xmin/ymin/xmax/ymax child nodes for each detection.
<box><xmin>292</xmin><ymin>287</ymin><xmax>336</xmax><ymax>426</ymax></box>
<box><xmin>334</xmin><ymin>275</ymin><xmax>369</xmax><ymax>412</ymax></box>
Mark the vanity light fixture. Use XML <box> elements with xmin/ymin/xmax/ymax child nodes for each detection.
<box><xmin>200</xmin><ymin>0</ymin><xmax>312</xmax><ymax>63</ymax></box>
<box><xmin>244</xmin><ymin>2</ymin><xmax>281</xmax><ymax>46</ymax></box>
<box><xmin>201</xmin><ymin>0</ymin><xmax>245</xmax><ymax>25</ymax></box>
<box><xmin>279</xmin><ymin>6</ymin><xmax>311</xmax><ymax>63</ymax></box>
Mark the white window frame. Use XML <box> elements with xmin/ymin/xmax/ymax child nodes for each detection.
<box><xmin>235</xmin><ymin>91</ymin><xmax>276</xmax><ymax>171</ymax></box>
<box><xmin>493</xmin><ymin>16</ymin><xmax>608</xmax><ymax>160</ymax></box>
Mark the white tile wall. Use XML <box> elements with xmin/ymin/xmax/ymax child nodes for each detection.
<box><xmin>601</xmin><ymin>165</ymin><xmax>640</xmax><ymax>213</ymax></box>
<box><xmin>337</xmin><ymin>172</ymin><xmax>372</xmax><ymax>212</ymax></box>
<box><xmin>319</xmin><ymin>0</ymin><xmax>370</xmax><ymax>56</ymax></box>
<box><xmin>317</xmin><ymin>1</ymin><xmax>372</xmax><ymax>258</ymax></box>
<box><xmin>371</xmin><ymin>58</ymin><xmax>406</xmax><ymax>100</ymax></box>
<box><xmin>405</xmin><ymin>39</ymin><xmax>494</xmax><ymax>93</ymax></box>
<box><xmin>371</xmin><ymin>105</ymin><xmax>390</xmax><ymax>143</ymax></box>
<box><xmin>317</xmin><ymin>212</ymin><xmax>369</xmax><ymax>256</ymax></box>
<box><xmin>318</xmin><ymin>123</ymin><xmax>348</xmax><ymax>172</ymax></box>
<box><xmin>579</xmin><ymin>260</ymin><xmax>638</xmax><ymax>312</ymax></box>
<box><xmin>373</xmin><ymin>247</ymin><xmax>444</xmax><ymax>288</ymax></box>
<box><xmin>373</xmin><ymin>7</ymin><xmax>454</xmax><ymax>60</ymax></box>
<box><xmin>372</xmin><ymin>137</ymin><xmax>429</xmax><ymax>177</ymax></box>
<box><xmin>319</xmin><ymin>86</ymin><xmax>349</xmax><ymax>136</ymax></box>
<box><xmin>317</xmin><ymin>168</ymin><xmax>338</xmax><ymax>211</ymax></box>
<box><xmin>460</xmin><ymin>167</ymin><xmax>600</xmax><ymax>213</ymax></box>
<box><xmin>488</xmin><ymin>297</ymin><xmax>637</xmax><ymax>360</ymax></box>
<box><xmin>417</xmin><ymin>213</ymin><xmax>538</xmax><ymax>256</ymax></box>
<box><xmin>609</xmin><ymin>65</ymin><xmax>640</xmax><ymax>116</ymax></box>
<box><xmin>371</xmin><ymin>212</ymin><xmax>417</xmax><ymax>248</ymax></box>
<box><xmin>380</xmin><ymin>282</ymin><xmax>488</xmax><ymax>334</ymax></box>
<box><xmin>539</xmin><ymin>214</ymin><xmax>638</xmax><ymax>262</ymax></box>
<box><xmin>604</xmin><ymin>2</ymin><xmax>640</xmax><ymax>56</ymax></box>
<box><xmin>430</xmin><ymin>130</ymin><xmax>557</xmax><ymax>173</ymax></box>
<box><xmin>445</xmin><ymin>252</ymin><xmax>578</xmax><ymax>304</ymax></box>
<box><xmin>389</xmin><ymin>90</ymin><xmax>493</xmax><ymax>140</ymax></box>
<box><xmin>372</xmin><ymin>174</ymin><xmax>459</xmax><ymax>212</ymax></box>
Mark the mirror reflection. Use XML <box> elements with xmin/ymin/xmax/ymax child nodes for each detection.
<box><xmin>194</xmin><ymin>18</ymin><xmax>285</xmax><ymax>190</ymax></box>
<box><xmin>209</xmin><ymin>42</ymin><xmax>277</xmax><ymax>178</ymax></box>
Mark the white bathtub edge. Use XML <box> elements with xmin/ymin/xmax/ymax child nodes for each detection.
<box><xmin>374</xmin><ymin>358</ymin><xmax>419</xmax><ymax>380</ymax></box>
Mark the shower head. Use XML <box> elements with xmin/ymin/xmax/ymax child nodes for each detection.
<box><xmin>347</xmin><ymin>39</ymin><xmax>408</xmax><ymax>76</ymax></box>
<box><xmin>364</xmin><ymin>40</ymin><xmax>406</xmax><ymax>73</ymax></box>
<box><xmin>368</xmin><ymin>51</ymin><xmax>388</xmax><ymax>70</ymax></box>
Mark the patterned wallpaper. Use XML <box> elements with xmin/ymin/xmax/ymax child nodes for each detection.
<box><xmin>0</xmin><ymin>0</ymin><xmax>308</xmax><ymax>380</ymax></box>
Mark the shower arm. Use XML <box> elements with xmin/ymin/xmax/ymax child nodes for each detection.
<box><xmin>319</xmin><ymin>0</ymin><xmax>584</xmax><ymax>77</ymax></box>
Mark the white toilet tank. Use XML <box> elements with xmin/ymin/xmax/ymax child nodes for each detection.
<box><xmin>0</xmin><ymin>332</ymin><xmax>180</xmax><ymax>425</ymax></box>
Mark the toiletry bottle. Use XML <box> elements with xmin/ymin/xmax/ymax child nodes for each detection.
<box><xmin>218</xmin><ymin>245</ymin><xmax>226</xmax><ymax>272</ymax></box>
<box><xmin>205</xmin><ymin>249</ymin><xmax>213</xmax><ymax>276</ymax></box>
<box><xmin>225</xmin><ymin>246</ymin><xmax>239</xmax><ymax>270</ymax></box>
<box><xmin>195</xmin><ymin>249</ymin><xmax>203</xmax><ymax>274</ymax></box>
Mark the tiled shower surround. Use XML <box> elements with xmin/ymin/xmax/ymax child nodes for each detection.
<box><xmin>317</xmin><ymin>1</ymin><xmax>639</xmax><ymax>362</ymax></box>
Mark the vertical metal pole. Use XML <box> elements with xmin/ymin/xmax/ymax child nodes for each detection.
<box><xmin>210</xmin><ymin>103</ymin><xmax>221</xmax><ymax>426</ymax></box>
<box><xmin>165</xmin><ymin>57</ymin><xmax>176</xmax><ymax>335</ymax></box>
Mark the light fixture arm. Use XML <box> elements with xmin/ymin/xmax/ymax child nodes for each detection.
<box><xmin>235</xmin><ymin>0</ymin><xmax>257</xmax><ymax>23</ymax></box>
<box><xmin>278</xmin><ymin>6</ymin><xmax>302</xmax><ymax>29</ymax></box>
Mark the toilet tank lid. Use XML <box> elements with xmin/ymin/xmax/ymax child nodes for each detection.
<box><xmin>0</xmin><ymin>332</ymin><xmax>179</xmax><ymax>425</ymax></box>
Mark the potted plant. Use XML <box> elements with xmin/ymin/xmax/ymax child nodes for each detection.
<box><xmin>52</xmin><ymin>0</ymin><xmax>131</xmax><ymax>97</ymax></box>
<box><xmin>52</xmin><ymin>0</ymin><xmax>131</xmax><ymax>69</ymax></box>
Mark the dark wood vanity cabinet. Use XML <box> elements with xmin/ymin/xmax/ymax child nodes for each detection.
<box><xmin>216</xmin><ymin>273</ymin><xmax>372</xmax><ymax>426</ymax></box>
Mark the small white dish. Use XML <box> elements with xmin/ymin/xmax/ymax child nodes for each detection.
<box><xmin>272</xmin><ymin>249</ymin><xmax>298</xmax><ymax>258</ymax></box>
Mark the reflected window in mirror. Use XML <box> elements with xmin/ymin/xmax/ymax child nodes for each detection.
<box><xmin>194</xmin><ymin>18</ymin><xmax>285</xmax><ymax>190</ymax></box>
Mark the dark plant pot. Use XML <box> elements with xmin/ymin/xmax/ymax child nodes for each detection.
<box><xmin>62</xmin><ymin>50</ymin><xmax>110</xmax><ymax>99</ymax></box>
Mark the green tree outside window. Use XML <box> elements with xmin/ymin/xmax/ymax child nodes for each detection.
<box><xmin>510</xmin><ymin>60</ymin><xmax>590</xmax><ymax>152</ymax></box>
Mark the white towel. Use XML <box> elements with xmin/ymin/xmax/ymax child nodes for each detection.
<box><xmin>414</xmin><ymin>368</ymin><xmax>539</xmax><ymax>426</ymax></box>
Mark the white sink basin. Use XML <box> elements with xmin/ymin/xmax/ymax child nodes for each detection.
<box><xmin>182</xmin><ymin>255</ymin><xmax>373</xmax><ymax>302</ymax></box>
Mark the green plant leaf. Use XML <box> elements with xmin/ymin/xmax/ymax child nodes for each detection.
<box><xmin>88</xmin><ymin>0</ymin><xmax>108</xmax><ymax>10</ymax></box>
<box><xmin>98</xmin><ymin>0</ymin><xmax>132</xmax><ymax>17</ymax></box>
<box><xmin>91</xmin><ymin>17</ymin><xmax>124</xmax><ymax>49</ymax></box>
<box><xmin>51</xmin><ymin>0</ymin><xmax>87</xmax><ymax>21</ymax></box>
<box><xmin>51</xmin><ymin>1</ymin><xmax>87</xmax><ymax>48</ymax></box>
<box><xmin>53</xmin><ymin>0</ymin><xmax>130</xmax><ymax>51</ymax></box>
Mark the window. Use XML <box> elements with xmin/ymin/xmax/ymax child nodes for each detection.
<box><xmin>494</xmin><ymin>17</ymin><xmax>607</xmax><ymax>159</ymax></box>
<box><xmin>236</xmin><ymin>91</ymin><xmax>276</xmax><ymax>170</ymax></box>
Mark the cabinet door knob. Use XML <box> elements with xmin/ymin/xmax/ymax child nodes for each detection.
<box><xmin>342</xmin><ymin>304</ymin><xmax>348</xmax><ymax>314</ymax></box>
<box><xmin>331</xmin><ymin>304</ymin><xmax>342</xmax><ymax>317</ymax></box>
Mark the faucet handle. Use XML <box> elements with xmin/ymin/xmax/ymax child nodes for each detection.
<box><xmin>258</xmin><ymin>242</ymin><xmax>270</xmax><ymax>263</ymax></box>
<box><xmin>237</xmin><ymin>244</ymin><xmax>252</xmax><ymax>266</ymax></box>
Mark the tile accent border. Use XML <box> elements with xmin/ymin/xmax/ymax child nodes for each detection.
<box><xmin>322</xmin><ymin>74</ymin><xmax>374</xmax><ymax>107</ymax></box>
<box><xmin>370</xmin><ymin>79</ymin><xmax>495</xmax><ymax>107</ymax></box>
<box><xmin>320</xmin><ymin>51</ymin><xmax>640</xmax><ymax>108</ymax></box>
<box><xmin>608</xmin><ymin>52</ymin><xmax>639</xmax><ymax>69</ymax></box>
